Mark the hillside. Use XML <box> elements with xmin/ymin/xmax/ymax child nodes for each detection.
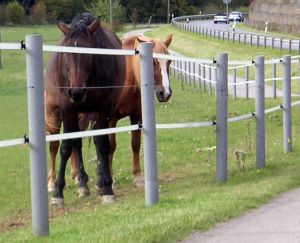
<box><xmin>248</xmin><ymin>0</ymin><xmax>300</xmax><ymax>34</ymax></box>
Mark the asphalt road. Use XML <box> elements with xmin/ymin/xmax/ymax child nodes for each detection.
<box><xmin>188</xmin><ymin>20</ymin><xmax>300</xmax><ymax>52</ymax></box>
<box><xmin>181</xmin><ymin>188</ymin><xmax>300</xmax><ymax>243</ymax></box>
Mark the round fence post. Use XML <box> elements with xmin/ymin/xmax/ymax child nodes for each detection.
<box><xmin>272</xmin><ymin>37</ymin><xmax>275</xmax><ymax>49</ymax></box>
<box><xmin>283</xmin><ymin>55</ymin><xmax>292</xmax><ymax>153</ymax></box>
<box><xmin>280</xmin><ymin>38</ymin><xmax>283</xmax><ymax>51</ymax></box>
<box><xmin>193</xmin><ymin>62</ymin><xmax>196</xmax><ymax>87</ymax></box>
<box><xmin>255</xmin><ymin>56</ymin><xmax>265</xmax><ymax>168</ymax></box>
<box><xmin>184</xmin><ymin>61</ymin><xmax>187</xmax><ymax>84</ymax></box>
<box><xmin>216</xmin><ymin>53</ymin><xmax>228</xmax><ymax>183</ymax></box>
<box><xmin>233</xmin><ymin>68</ymin><xmax>237</xmax><ymax>99</ymax></box>
<box><xmin>25</xmin><ymin>34</ymin><xmax>49</xmax><ymax>236</ymax></box>
<box><xmin>0</xmin><ymin>28</ymin><xmax>2</xmax><ymax>68</ymax></box>
<box><xmin>245</xmin><ymin>66</ymin><xmax>249</xmax><ymax>99</ymax></box>
<box><xmin>188</xmin><ymin>61</ymin><xmax>191</xmax><ymax>85</ymax></box>
<box><xmin>198</xmin><ymin>63</ymin><xmax>202</xmax><ymax>91</ymax></box>
<box><xmin>180</xmin><ymin>61</ymin><xmax>184</xmax><ymax>90</ymax></box>
<box><xmin>273</xmin><ymin>63</ymin><xmax>277</xmax><ymax>98</ymax></box>
<box><xmin>208</xmin><ymin>66</ymin><xmax>212</xmax><ymax>95</ymax></box>
<box><xmin>139</xmin><ymin>42</ymin><xmax>159</xmax><ymax>205</ymax></box>
<box><xmin>203</xmin><ymin>65</ymin><xmax>206</xmax><ymax>92</ymax></box>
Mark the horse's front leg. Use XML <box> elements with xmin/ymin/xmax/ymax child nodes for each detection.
<box><xmin>109</xmin><ymin>119</ymin><xmax>118</xmax><ymax>179</ymax></box>
<box><xmin>45</xmin><ymin>104</ymin><xmax>62</xmax><ymax>192</ymax></box>
<box><xmin>50</xmin><ymin>112</ymin><xmax>89</xmax><ymax>205</ymax></box>
<box><xmin>50</xmin><ymin>137</ymin><xmax>73</xmax><ymax>206</ymax></box>
<box><xmin>130</xmin><ymin>115</ymin><xmax>144</xmax><ymax>188</ymax></box>
<box><xmin>74</xmin><ymin>139</ymin><xmax>90</xmax><ymax>197</ymax></box>
<box><xmin>48</xmin><ymin>140</ymin><xmax>60</xmax><ymax>192</ymax></box>
<box><xmin>94</xmin><ymin>118</ymin><xmax>115</xmax><ymax>204</ymax></box>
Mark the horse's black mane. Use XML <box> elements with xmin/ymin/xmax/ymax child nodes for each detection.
<box><xmin>68</xmin><ymin>13</ymin><xmax>98</xmax><ymax>38</ymax></box>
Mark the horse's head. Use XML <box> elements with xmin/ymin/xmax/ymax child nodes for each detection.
<box><xmin>57</xmin><ymin>17</ymin><xmax>100</xmax><ymax>104</ymax></box>
<box><xmin>135</xmin><ymin>34</ymin><xmax>173</xmax><ymax>102</ymax></box>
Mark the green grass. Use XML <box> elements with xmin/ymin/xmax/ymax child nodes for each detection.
<box><xmin>236</xmin><ymin>22</ymin><xmax>300</xmax><ymax>40</ymax></box>
<box><xmin>148</xmin><ymin>25</ymin><xmax>300</xmax><ymax>94</ymax></box>
<box><xmin>1</xmin><ymin>24</ymin><xmax>300</xmax><ymax>242</ymax></box>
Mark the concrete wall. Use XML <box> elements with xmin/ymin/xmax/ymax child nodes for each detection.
<box><xmin>248</xmin><ymin>0</ymin><xmax>300</xmax><ymax>34</ymax></box>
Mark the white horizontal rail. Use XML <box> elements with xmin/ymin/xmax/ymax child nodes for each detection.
<box><xmin>2</xmin><ymin>101</ymin><xmax>300</xmax><ymax>148</ymax></box>
<box><xmin>156</xmin><ymin>121</ymin><xmax>214</xmax><ymax>129</ymax></box>
<box><xmin>154</xmin><ymin>52</ymin><xmax>214</xmax><ymax>65</ymax></box>
<box><xmin>0</xmin><ymin>42</ymin><xmax>22</xmax><ymax>50</ymax></box>
<box><xmin>265</xmin><ymin>105</ymin><xmax>282</xmax><ymax>114</ymax></box>
<box><xmin>0</xmin><ymin>137</ymin><xmax>26</xmax><ymax>148</ymax></box>
<box><xmin>46</xmin><ymin>124</ymin><xmax>140</xmax><ymax>142</ymax></box>
<box><xmin>291</xmin><ymin>100</ymin><xmax>300</xmax><ymax>107</ymax></box>
<box><xmin>43</xmin><ymin>45</ymin><xmax>136</xmax><ymax>56</ymax></box>
<box><xmin>228</xmin><ymin>113</ymin><xmax>255</xmax><ymax>123</ymax></box>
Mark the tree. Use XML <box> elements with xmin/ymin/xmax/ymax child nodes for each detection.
<box><xmin>31</xmin><ymin>0</ymin><xmax>47</xmax><ymax>24</ymax></box>
<box><xmin>0</xmin><ymin>3</ymin><xmax>7</xmax><ymax>25</ymax></box>
<box><xmin>7</xmin><ymin>1</ymin><xmax>25</xmax><ymax>24</ymax></box>
<box><xmin>44</xmin><ymin>0</ymin><xmax>87</xmax><ymax>23</ymax></box>
<box><xmin>86</xmin><ymin>0</ymin><xmax>124</xmax><ymax>30</ymax></box>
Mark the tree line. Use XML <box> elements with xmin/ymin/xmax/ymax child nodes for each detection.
<box><xmin>0</xmin><ymin>0</ymin><xmax>251</xmax><ymax>29</ymax></box>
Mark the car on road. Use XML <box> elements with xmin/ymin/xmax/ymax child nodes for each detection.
<box><xmin>214</xmin><ymin>13</ymin><xmax>228</xmax><ymax>24</ymax></box>
<box><xmin>229</xmin><ymin>11</ymin><xmax>244</xmax><ymax>22</ymax></box>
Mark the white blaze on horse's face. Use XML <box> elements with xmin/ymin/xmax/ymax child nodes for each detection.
<box><xmin>159</xmin><ymin>60</ymin><xmax>171</xmax><ymax>98</ymax></box>
<box><xmin>154</xmin><ymin>58</ymin><xmax>172</xmax><ymax>102</ymax></box>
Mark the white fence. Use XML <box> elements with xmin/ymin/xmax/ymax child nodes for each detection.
<box><xmin>172</xmin><ymin>14</ymin><xmax>300</xmax><ymax>53</ymax></box>
<box><xmin>0</xmin><ymin>34</ymin><xmax>299</xmax><ymax>237</ymax></box>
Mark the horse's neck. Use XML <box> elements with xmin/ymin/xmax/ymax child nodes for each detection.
<box><xmin>131</xmin><ymin>55</ymin><xmax>141</xmax><ymax>87</ymax></box>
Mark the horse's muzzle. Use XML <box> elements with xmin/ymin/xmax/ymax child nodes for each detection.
<box><xmin>156</xmin><ymin>88</ymin><xmax>172</xmax><ymax>102</ymax></box>
<box><xmin>69</xmin><ymin>88</ymin><xmax>87</xmax><ymax>104</ymax></box>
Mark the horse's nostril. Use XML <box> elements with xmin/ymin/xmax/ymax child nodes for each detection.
<box><xmin>69</xmin><ymin>89</ymin><xmax>86</xmax><ymax>103</ymax></box>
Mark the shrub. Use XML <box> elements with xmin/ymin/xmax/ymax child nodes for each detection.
<box><xmin>31</xmin><ymin>0</ymin><xmax>47</xmax><ymax>24</ymax></box>
<box><xmin>0</xmin><ymin>4</ymin><xmax>8</xmax><ymax>25</ymax></box>
<box><xmin>7</xmin><ymin>1</ymin><xmax>25</xmax><ymax>24</ymax></box>
<box><xmin>86</xmin><ymin>0</ymin><xmax>125</xmax><ymax>31</ymax></box>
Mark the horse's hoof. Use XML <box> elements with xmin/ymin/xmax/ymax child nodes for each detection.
<box><xmin>72</xmin><ymin>175</ymin><xmax>79</xmax><ymax>185</ymax></box>
<box><xmin>100</xmin><ymin>195</ymin><xmax>116</xmax><ymax>205</ymax></box>
<box><xmin>48</xmin><ymin>183</ymin><xmax>55</xmax><ymax>193</ymax></box>
<box><xmin>50</xmin><ymin>197</ymin><xmax>64</xmax><ymax>206</ymax></box>
<box><xmin>77</xmin><ymin>186</ymin><xmax>90</xmax><ymax>198</ymax></box>
<box><xmin>133</xmin><ymin>177</ymin><xmax>145</xmax><ymax>189</ymax></box>
<box><xmin>95</xmin><ymin>184</ymin><xmax>101</xmax><ymax>195</ymax></box>
<box><xmin>112</xmin><ymin>179</ymin><xmax>116</xmax><ymax>189</ymax></box>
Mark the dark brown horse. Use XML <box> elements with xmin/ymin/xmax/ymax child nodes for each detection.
<box><xmin>45</xmin><ymin>13</ymin><xmax>125</xmax><ymax>205</ymax></box>
<box><xmin>108</xmin><ymin>34</ymin><xmax>173</xmax><ymax>188</ymax></box>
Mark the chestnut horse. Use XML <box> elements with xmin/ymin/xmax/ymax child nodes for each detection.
<box><xmin>45</xmin><ymin>13</ymin><xmax>125</xmax><ymax>205</ymax></box>
<box><xmin>109</xmin><ymin>34</ymin><xmax>173</xmax><ymax>188</ymax></box>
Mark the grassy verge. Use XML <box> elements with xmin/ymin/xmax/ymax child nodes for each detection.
<box><xmin>236</xmin><ymin>22</ymin><xmax>300</xmax><ymax>40</ymax></box>
<box><xmin>1</xmin><ymin>24</ymin><xmax>300</xmax><ymax>242</ymax></box>
<box><xmin>147</xmin><ymin>25</ymin><xmax>300</xmax><ymax>93</ymax></box>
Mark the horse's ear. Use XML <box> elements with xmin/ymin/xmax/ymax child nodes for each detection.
<box><xmin>135</xmin><ymin>37</ymin><xmax>154</xmax><ymax>49</ymax></box>
<box><xmin>163</xmin><ymin>34</ymin><xmax>173</xmax><ymax>47</ymax></box>
<box><xmin>88</xmin><ymin>18</ymin><xmax>101</xmax><ymax>34</ymax></box>
<box><xmin>57</xmin><ymin>19</ymin><xmax>70</xmax><ymax>35</ymax></box>
<box><xmin>136</xmin><ymin>36</ymin><xmax>150</xmax><ymax>43</ymax></box>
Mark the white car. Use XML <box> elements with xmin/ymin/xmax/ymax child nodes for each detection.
<box><xmin>229</xmin><ymin>11</ymin><xmax>244</xmax><ymax>22</ymax></box>
<box><xmin>214</xmin><ymin>13</ymin><xmax>228</xmax><ymax>24</ymax></box>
